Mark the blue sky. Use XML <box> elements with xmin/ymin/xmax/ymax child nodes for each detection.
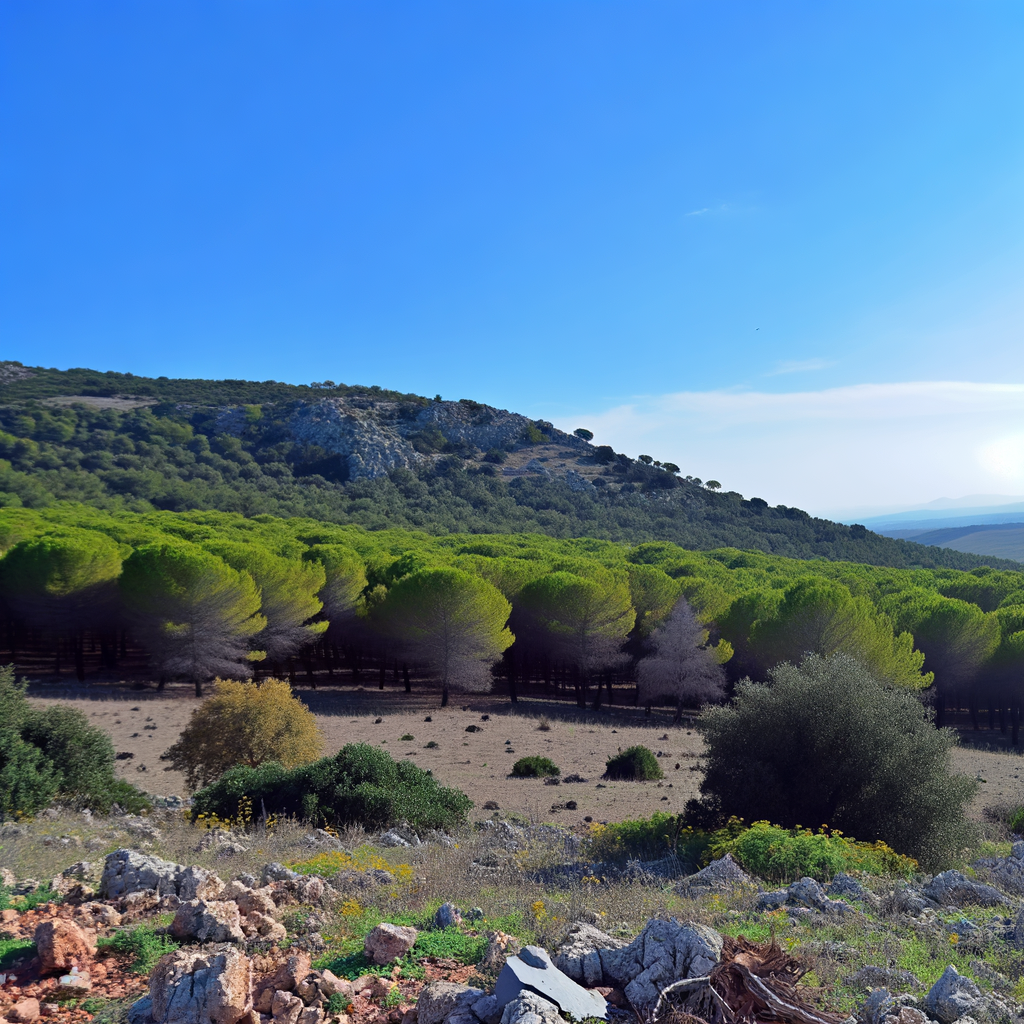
<box><xmin>2</xmin><ymin>2</ymin><xmax>1024</xmax><ymax>514</ymax></box>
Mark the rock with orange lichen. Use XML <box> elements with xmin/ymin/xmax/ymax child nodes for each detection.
<box><xmin>34</xmin><ymin>920</ymin><xmax>97</xmax><ymax>976</ymax></box>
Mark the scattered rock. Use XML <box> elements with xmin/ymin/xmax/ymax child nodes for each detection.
<box><xmin>848</xmin><ymin>966</ymin><xmax>923</xmax><ymax>992</ymax></box>
<box><xmin>261</xmin><ymin>863</ymin><xmax>299</xmax><ymax>885</ymax></box>
<box><xmin>499</xmin><ymin>991</ymin><xmax>567</xmax><ymax>1024</ymax></box>
<box><xmin>10</xmin><ymin>998</ymin><xmax>42</xmax><ymax>1022</ymax></box>
<box><xmin>973</xmin><ymin>841</ymin><xmax>1024</xmax><ymax>895</ymax></box>
<box><xmin>480</xmin><ymin>931</ymin><xmax>523</xmax><ymax>976</ymax></box>
<box><xmin>364</xmin><ymin>923</ymin><xmax>418</xmax><ymax>965</ymax></box>
<box><xmin>495</xmin><ymin>945</ymin><xmax>607</xmax><ymax>1021</ymax></box>
<box><xmin>179</xmin><ymin>867</ymin><xmax>225</xmax><ymax>902</ymax></box>
<box><xmin>554</xmin><ymin>923</ymin><xmax>626</xmax><ymax>987</ymax></box>
<box><xmin>756</xmin><ymin>877</ymin><xmax>855</xmax><ymax>916</ymax></box>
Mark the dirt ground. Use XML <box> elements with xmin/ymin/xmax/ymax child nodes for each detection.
<box><xmin>26</xmin><ymin>683</ymin><xmax>1024</xmax><ymax>826</ymax></box>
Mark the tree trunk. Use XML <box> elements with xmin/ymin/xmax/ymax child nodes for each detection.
<box><xmin>74</xmin><ymin>634</ymin><xmax>85</xmax><ymax>682</ymax></box>
<box><xmin>378</xmin><ymin>663</ymin><xmax>386</xmax><ymax>690</ymax></box>
<box><xmin>403</xmin><ymin>664</ymin><xmax>411</xmax><ymax>693</ymax></box>
<box><xmin>195</xmin><ymin>677</ymin><xmax>203</xmax><ymax>698</ymax></box>
<box><xmin>441</xmin><ymin>683</ymin><xmax>449</xmax><ymax>707</ymax></box>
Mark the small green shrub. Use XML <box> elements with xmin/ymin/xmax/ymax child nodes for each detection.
<box><xmin>326</xmin><ymin>993</ymin><xmax>352</xmax><ymax>1015</ymax></box>
<box><xmin>0</xmin><ymin>938</ymin><xmax>35</xmax><ymax>969</ymax></box>
<box><xmin>710</xmin><ymin>820</ymin><xmax>918</xmax><ymax>884</ymax></box>
<box><xmin>99</xmin><ymin>925</ymin><xmax>180</xmax><ymax>973</ymax></box>
<box><xmin>412</xmin><ymin>929</ymin><xmax>488</xmax><ymax>965</ymax></box>
<box><xmin>193</xmin><ymin>743</ymin><xmax>472</xmax><ymax>832</ymax></box>
<box><xmin>400</xmin><ymin>734</ymin><xmax>414</xmax><ymax>741</ymax></box>
<box><xmin>510</xmin><ymin>756</ymin><xmax>560</xmax><ymax>778</ymax></box>
<box><xmin>1008</xmin><ymin>807</ymin><xmax>1024</xmax><ymax>834</ymax></box>
<box><xmin>424</xmin><ymin>741</ymin><xmax>439</xmax><ymax>749</ymax></box>
<box><xmin>604</xmin><ymin>745</ymin><xmax>663</xmax><ymax>781</ymax></box>
<box><xmin>586</xmin><ymin>812</ymin><xmax>694</xmax><ymax>863</ymax></box>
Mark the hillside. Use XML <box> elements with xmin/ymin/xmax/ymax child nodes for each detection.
<box><xmin>0</xmin><ymin>360</ymin><xmax>1017</xmax><ymax>571</ymax></box>
<box><xmin>882</xmin><ymin>522</ymin><xmax>1024</xmax><ymax>563</ymax></box>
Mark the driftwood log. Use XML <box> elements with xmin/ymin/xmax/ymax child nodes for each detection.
<box><xmin>652</xmin><ymin>936</ymin><xmax>848</xmax><ymax>1024</ymax></box>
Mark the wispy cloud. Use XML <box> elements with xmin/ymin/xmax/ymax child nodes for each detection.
<box><xmin>766</xmin><ymin>358</ymin><xmax>834</xmax><ymax>376</ymax></box>
<box><xmin>551</xmin><ymin>382</ymin><xmax>1024</xmax><ymax>514</ymax></box>
<box><xmin>685</xmin><ymin>207</ymin><xmax>711</xmax><ymax>217</ymax></box>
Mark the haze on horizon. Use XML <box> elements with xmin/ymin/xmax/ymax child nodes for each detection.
<box><xmin>2</xmin><ymin>2</ymin><xmax>1023</xmax><ymax>517</ymax></box>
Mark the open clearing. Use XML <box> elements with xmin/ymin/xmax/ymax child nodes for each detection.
<box><xmin>26</xmin><ymin>684</ymin><xmax>1024</xmax><ymax>825</ymax></box>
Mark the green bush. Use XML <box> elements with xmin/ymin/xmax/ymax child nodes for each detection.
<box><xmin>586</xmin><ymin>812</ymin><xmax>691</xmax><ymax>862</ymax></box>
<box><xmin>99</xmin><ymin>925</ymin><xmax>179</xmax><ymax>973</ymax></box>
<box><xmin>192</xmin><ymin>743</ymin><xmax>472</xmax><ymax>832</ymax></box>
<box><xmin>510</xmin><ymin>756</ymin><xmax>560</xmax><ymax>778</ymax></box>
<box><xmin>690</xmin><ymin>653</ymin><xmax>979</xmax><ymax>869</ymax></box>
<box><xmin>710</xmin><ymin>820</ymin><xmax>917</xmax><ymax>884</ymax></box>
<box><xmin>1008</xmin><ymin>807</ymin><xmax>1024</xmax><ymax>834</ymax></box>
<box><xmin>0</xmin><ymin>666</ymin><xmax>150</xmax><ymax>819</ymax></box>
<box><xmin>603</xmin><ymin>745</ymin><xmax>664</xmax><ymax>781</ymax></box>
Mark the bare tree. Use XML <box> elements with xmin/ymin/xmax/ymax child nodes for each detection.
<box><xmin>636</xmin><ymin>598</ymin><xmax>727</xmax><ymax>721</ymax></box>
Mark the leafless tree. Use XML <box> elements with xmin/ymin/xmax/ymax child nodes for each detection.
<box><xmin>636</xmin><ymin>598</ymin><xmax>727</xmax><ymax>721</ymax></box>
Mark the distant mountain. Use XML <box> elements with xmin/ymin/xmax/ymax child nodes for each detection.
<box><xmin>879</xmin><ymin>522</ymin><xmax>1024</xmax><ymax>563</ymax></box>
<box><xmin>0</xmin><ymin>360</ymin><xmax>1020</xmax><ymax>571</ymax></box>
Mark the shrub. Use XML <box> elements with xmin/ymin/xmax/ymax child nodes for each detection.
<box><xmin>192</xmin><ymin>743</ymin><xmax>472</xmax><ymax>831</ymax></box>
<box><xmin>510</xmin><ymin>756</ymin><xmax>560</xmax><ymax>778</ymax></box>
<box><xmin>0</xmin><ymin>665</ymin><xmax>150</xmax><ymax>817</ymax></box>
<box><xmin>163</xmin><ymin>678</ymin><xmax>324</xmax><ymax>790</ymax></box>
<box><xmin>400</xmin><ymin>734</ymin><xmax>414</xmax><ymax>741</ymax></box>
<box><xmin>586</xmin><ymin>812</ymin><xmax>696</xmax><ymax>863</ymax></box>
<box><xmin>604</xmin><ymin>745</ymin><xmax>664</xmax><ymax>781</ymax></box>
<box><xmin>709</xmin><ymin>820</ymin><xmax>917</xmax><ymax>884</ymax></box>
<box><xmin>690</xmin><ymin>653</ymin><xmax>979</xmax><ymax>869</ymax></box>
<box><xmin>288</xmin><ymin>847</ymin><xmax>415</xmax><ymax>883</ymax></box>
<box><xmin>99</xmin><ymin>925</ymin><xmax>179</xmax><ymax>973</ymax></box>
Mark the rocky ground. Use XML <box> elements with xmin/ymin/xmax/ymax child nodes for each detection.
<box><xmin>5</xmin><ymin>810</ymin><xmax>1024</xmax><ymax>1024</ymax></box>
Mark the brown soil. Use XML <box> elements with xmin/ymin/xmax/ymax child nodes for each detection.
<box><xmin>25</xmin><ymin>685</ymin><xmax>1024</xmax><ymax>824</ymax></box>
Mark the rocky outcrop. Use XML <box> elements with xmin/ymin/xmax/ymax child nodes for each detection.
<box><xmin>924</xmin><ymin>967</ymin><xmax>985</xmax><ymax>1024</ymax></box>
<box><xmin>417</xmin><ymin>982</ymin><xmax>486</xmax><ymax>1024</ymax></box>
<box><xmin>922</xmin><ymin>871</ymin><xmax>1005</xmax><ymax>908</ymax></box>
<box><xmin>133</xmin><ymin>946</ymin><xmax>252</xmax><ymax>1024</ymax></box>
<box><xmin>973</xmin><ymin>842</ymin><xmax>1024</xmax><ymax>895</ymax></box>
<box><xmin>756</xmin><ymin>877</ymin><xmax>856</xmax><ymax>916</ymax></box>
<box><xmin>554</xmin><ymin>923</ymin><xmax>626</xmax><ymax>987</ymax></box>
<box><xmin>101</xmin><ymin>849</ymin><xmax>184</xmax><ymax>899</ymax></box>
<box><xmin>677</xmin><ymin>854</ymin><xmax>755</xmax><ymax>895</ymax></box>
<box><xmin>171</xmin><ymin>900</ymin><xmax>245</xmax><ymax>944</ymax></box>
<box><xmin>34</xmin><ymin>920</ymin><xmax>97</xmax><ymax>975</ymax></box>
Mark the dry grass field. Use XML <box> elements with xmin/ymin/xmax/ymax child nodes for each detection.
<box><xmin>25</xmin><ymin>682</ymin><xmax>1024</xmax><ymax>824</ymax></box>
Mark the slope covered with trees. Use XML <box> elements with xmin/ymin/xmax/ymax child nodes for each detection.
<box><xmin>0</xmin><ymin>361</ymin><xmax>1016</xmax><ymax>571</ymax></box>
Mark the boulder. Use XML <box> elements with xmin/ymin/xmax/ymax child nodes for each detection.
<box><xmin>262</xmin><ymin>863</ymin><xmax>299</xmax><ymax>885</ymax></box>
<box><xmin>848</xmin><ymin>966</ymin><xmax>922</xmax><ymax>992</ymax></box>
<box><xmin>417</xmin><ymin>982</ymin><xmax>486</xmax><ymax>1024</ymax></box>
<box><xmin>179</xmin><ymin>867</ymin><xmax>225</xmax><ymax>902</ymax></box>
<box><xmin>9</xmin><ymin>999</ymin><xmax>41</xmax><ymax>1022</ymax></box>
<box><xmin>826</xmin><ymin>874</ymin><xmax>870</xmax><ymax>901</ymax></box>
<box><xmin>471</xmin><ymin>995</ymin><xmax>502</xmax><ymax>1024</ymax></box>
<box><xmin>922</xmin><ymin>872</ymin><xmax>1004</xmax><ymax>908</ymax></box>
<box><xmin>171</xmin><ymin>900</ymin><xmax>246</xmax><ymax>944</ymax></box>
<box><xmin>677</xmin><ymin>854</ymin><xmax>755</xmax><ymax>895</ymax></box>
<box><xmin>271</xmin><ymin>991</ymin><xmax>304</xmax><ymax>1024</ymax></box>
<box><xmin>495</xmin><ymin>946</ymin><xmax>607</xmax><ymax>1022</ymax></box>
<box><xmin>53</xmin><ymin>968</ymin><xmax>93</xmax><ymax>999</ymax></box>
<box><xmin>553</xmin><ymin>923</ymin><xmax>625</xmax><ymax>987</ymax></box>
<box><xmin>598</xmin><ymin>919</ymin><xmax>723</xmax><ymax>1011</ymax></box>
<box><xmin>101</xmin><ymin>849</ymin><xmax>183</xmax><ymax>899</ymax></box>
<box><xmin>433</xmin><ymin>903</ymin><xmax>462</xmax><ymax>929</ymax></box>
<box><xmin>34</xmin><ymin>919</ymin><xmax>97</xmax><ymax>975</ymax></box>
<box><xmin>141</xmin><ymin>946</ymin><xmax>252</xmax><ymax>1024</ymax></box>
<box><xmin>480</xmin><ymin>931</ymin><xmax>523</xmax><ymax>976</ymax></box>
<box><xmin>364</xmin><ymin>923</ymin><xmax>418</xmax><ymax>965</ymax></box>
<box><xmin>924</xmin><ymin>966</ymin><xmax>984</xmax><ymax>1024</ymax></box>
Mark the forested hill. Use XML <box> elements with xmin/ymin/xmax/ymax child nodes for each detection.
<box><xmin>0</xmin><ymin>360</ymin><xmax>1016</xmax><ymax>571</ymax></box>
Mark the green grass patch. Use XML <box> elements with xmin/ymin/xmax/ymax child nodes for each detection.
<box><xmin>0</xmin><ymin>939</ymin><xmax>35</xmax><ymax>969</ymax></box>
<box><xmin>411</xmin><ymin>928</ymin><xmax>488</xmax><ymax>964</ymax></box>
<box><xmin>98</xmin><ymin>925</ymin><xmax>179</xmax><ymax>973</ymax></box>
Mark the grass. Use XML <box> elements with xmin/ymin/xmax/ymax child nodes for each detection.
<box><xmin>0</xmin><ymin>938</ymin><xmax>35</xmax><ymax>969</ymax></box>
<box><xmin>98</xmin><ymin>925</ymin><xmax>180</xmax><ymax>973</ymax></box>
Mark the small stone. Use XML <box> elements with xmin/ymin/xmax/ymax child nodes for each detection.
<box><xmin>272</xmin><ymin>990</ymin><xmax>304</xmax><ymax>1024</ymax></box>
<box><xmin>433</xmin><ymin>903</ymin><xmax>462</xmax><ymax>929</ymax></box>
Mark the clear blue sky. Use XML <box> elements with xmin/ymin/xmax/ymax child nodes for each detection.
<box><xmin>3</xmin><ymin>2</ymin><xmax>1024</xmax><ymax>513</ymax></box>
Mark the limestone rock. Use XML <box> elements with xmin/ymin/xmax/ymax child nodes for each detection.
<box><xmin>261</xmin><ymin>864</ymin><xmax>299</xmax><ymax>885</ymax></box>
<box><xmin>101</xmin><ymin>849</ymin><xmax>183</xmax><ymax>899</ymax></box>
<box><xmin>271</xmin><ymin>991</ymin><xmax>304</xmax><ymax>1024</ymax></box>
<box><xmin>73</xmin><ymin>901</ymin><xmax>123</xmax><ymax>930</ymax></box>
<box><xmin>922</xmin><ymin>872</ymin><xmax>1004</xmax><ymax>908</ymax></box>
<box><xmin>171</xmin><ymin>900</ymin><xmax>246</xmax><ymax>944</ymax></box>
<box><xmin>267</xmin><ymin>955</ymin><xmax>312</xmax><ymax>993</ymax></box>
<box><xmin>600</xmin><ymin>919</ymin><xmax>722</xmax><ymax>1011</ymax></box>
<box><xmin>495</xmin><ymin>946</ymin><xmax>607</xmax><ymax>1022</ymax></box>
<box><xmin>416</xmin><ymin>982</ymin><xmax>486</xmax><ymax>1024</ymax></box>
<box><xmin>144</xmin><ymin>946</ymin><xmax>252</xmax><ymax>1024</ymax></box>
<box><xmin>677</xmin><ymin>854</ymin><xmax>755</xmax><ymax>895</ymax></box>
<box><xmin>498</xmin><ymin>991</ymin><xmax>567</xmax><ymax>1024</ymax></box>
<box><xmin>54</xmin><ymin>969</ymin><xmax>93</xmax><ymax>999</ymax></box>
<box><xmin>179</xmin><ymin>867</ymin><xmax>225</xmax><ymax>902</ymax></box>
<box><xmin>924</xmin><ymin>966</ymin><xmax>984</xmax><ymax>1024</ymax></box>
<box><xmin>364</xmin><ymin>923</ymin><xmax>418</xmax><ymax>965</ymax></box>
<box><xmin>756</xmin><ymin>877</ymin><xmax>855</xmax><ymax>916</ymax></box>
<box><xmin>553</xmin><ymin>923</ymin><xmax>625</xmax><ymax>987</ymax></box>
<box><xmin>848</xmin><ymin>967</ymin><xmax>922</xmax><ymax>992</ymax></box>
<box><xmin>973</xmin><ymin>841</ymin><xmax>1024</xmax><ymax>895</ymax></box>
<box><xmin>479</xmin><ymin>932</ymin><xmax>523</xmax><ymax>976</ymax></box>
<box><xmin>242</xmin><ymin>912</ymin><xmax>286</xmax><ymax>943</ymax></box>
<box><xmin>34</xmin><ymin>919</ymin><xmax>97</xmax><ymax>975</ymax></box>
<box><xmin>10</xmin><ymin>998</ymin><xmax>41</xmax><ymax>1022</ymax></box>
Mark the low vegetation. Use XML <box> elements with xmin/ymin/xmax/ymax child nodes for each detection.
<box><xmin>604</xmin><ymin>744</ymin><xmax>664</xmax><ymax>781</ymax></box>
<box><xmin>510</xmin><ymin>756</ymin><xmax>560</xmax><ymax>778</ymax></box>
<box><xmin>191</xmin><ymin>742</ymin><xmax>473</xmax><ymax>832</ymax></box>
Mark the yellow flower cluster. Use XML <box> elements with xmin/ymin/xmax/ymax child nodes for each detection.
<box><xmin>289</xmin><ymin>846</ymin><xmax>415</xmax><ymax>883</ymax></box>
<box><xmin>190</xmin><ymin>796</ymin><xmax>279</xmax><ymax>832</ymax></box>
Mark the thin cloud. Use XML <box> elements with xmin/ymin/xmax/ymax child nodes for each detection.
<box><xmin>550</xmin><ymin>381</ymin><xmax>1024</xmax><ymax>513</ymax></box>
<box><xmin>685</xmin><ymin>207</ymin><xmax>711</xmax><ymax>217</ymax></box>
<box><xmin>767</xmin><ymin>358</ymin><xmax>834</xmax><ymax>376</ymax></box>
